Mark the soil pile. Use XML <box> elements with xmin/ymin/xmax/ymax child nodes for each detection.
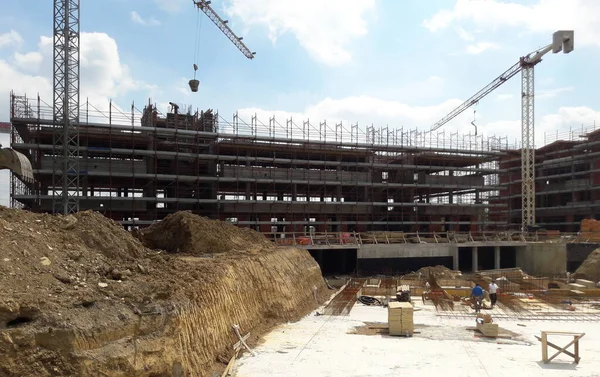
<box><xmin>136</xmin><ymin>211</ymin><xmax>273</xmax><ymax>255</ymax></box>
<box><xmin>574</xmin><ymin>248</ymin><xmax>600</xmax><ymax>282</ymax></box>
<box><xmin>403</xmin><ymin>265</ymin><xmax>461</xmax><ymax>280</ymax></box>
<box><xmin>0</xmin><ymin>207</ymin><xmax>328</xmax><ymax>377</ymax></box>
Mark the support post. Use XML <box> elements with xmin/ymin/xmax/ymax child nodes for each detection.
<box><xmin>452</xmin><ymin>246</ymin><xmax>459</xmax><ymax>271</ymax></box>
<box><xmin>494</xmin><ymin>246</ymin><xmax>501</xmax><ymax>269</ymax></box>
<box><xmin>472</xmin><ymin>247</ymin><xmax>479</xmax><ymax>273</ymax></box>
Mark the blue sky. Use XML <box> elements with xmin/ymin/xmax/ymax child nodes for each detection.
<box><xmin>1</xmin><ymin>0</ymin><xmax>600</xmax><ymax>205</ymax></box>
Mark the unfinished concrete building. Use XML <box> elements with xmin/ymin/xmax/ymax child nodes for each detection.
<box><xmin>8</xmin><ymin>94</ymin><xmax>599</xmax><ymax>276</ymax></box>
<box><xmin>9</xmin><ymin>94</ymin><xmax>510</xmax><ymax>234</ymax></box>
<box><xmin>493</xmin><ymin>125</ymin><xmax>600</xmax><ymax>232</ymax></box>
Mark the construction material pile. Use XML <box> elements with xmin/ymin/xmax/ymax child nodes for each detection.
<box><xmin>136</xmin><ymin>211</ymin><xmax>273</xmax><ymax>254</ymax></box>
<box><xmin>574</xmin><ymin>248</ymin><xmax>600</xmax><ymax>282</ymax></box>
<box><xmin>388</xmin><ymin>302</ymin><xmax>414</xmax><ymax>336</ymax></box>
<box><xmin>580</xmin><ymin>219</ymin><xmax>600</xmax><ymax>242</ymax></box>
<box><xmin>0</xmin><ymin>207</ymin><xmax>327</xmax><ymax>377</ymax></box>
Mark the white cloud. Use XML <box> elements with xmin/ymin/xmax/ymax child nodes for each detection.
<box><xmin>13</xmin><ymin>51</ymin><xmax>43</xmax><ymax>71</ymax></box>
<box><xmin>234</xmin><ymin>96</ymin><xmax>600</xmax><ymax>149</ymax></box>
<box><xmin>131</xmin><ymin>11</ymin><xmax>161</xmax><ymax>26</ymax></box>
<box><xmin>466</xmin><ymin>41</ymin><xmax>500</xmax><ymax>55</ymax></box>
<box><xmin>154</xmin><ymin>0</ymin><xmax>187</xmax><ymax>13</ymax></box>
<box><xmin>0</xmin><ymin>30</ymin><xmax>23</xmax><ymax>49</ymax></box>
<box><xmin>423</xmin><ymin>0</ymin><xmax>600</xmax><ymax>48</ymax></box>
<box><xmin>0</xmin><ymin>32</ymin><xmax>157</xmax><ymax>122</ymax></box>
<box><xmin>455</xmin><ymin>26</ymin><xmax>475</xmax><ymax>42</ymax></box>
<box><xmin>223</xmin><ymin>0</ymin><xmax>375</xmax><ymax>66</ymax></box>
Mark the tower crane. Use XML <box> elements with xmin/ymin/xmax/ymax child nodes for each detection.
<box><xmin>430</xmin><ymin>30</ymin><xmax>574</xmax><ymax>231</ymax></box>
<box><xmin>189</xmin><ymin>0</ymin><xmax>256</xmax><ymax>91</ymax></box>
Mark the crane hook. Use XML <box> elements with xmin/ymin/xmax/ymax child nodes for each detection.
<box><xmin>471</xmin><ymin>109</ymin><xmax>477</xmax><ymax>136</ymax></box>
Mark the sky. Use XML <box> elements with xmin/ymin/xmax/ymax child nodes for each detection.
<box><xmin>1</xmin><ymin>0</ymin><xmax>600</xmax><ymax>206</ymax></box>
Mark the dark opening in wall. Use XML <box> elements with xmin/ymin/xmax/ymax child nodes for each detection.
<box><xmin>458</xmin><ymin>247</ymin><xmax>473</xmax><ymax>272</ymax></box>
<box><xmin>478</xmin><ymin>247</ymin><xmax>495</xmax><ymax>270</ymax></box>
<box><xmin>357</xmin><ymin>256</ymin><xmax>453</xmax><ymax>276</ymax></box>
<box><xmin>308</xmin><ymin>249</ymin><xmax>357</xmax><ymax>276</ymax></box>
<box><xmin>501</xmin><ymin>247</ymin><xmax>517</xmax><ymax>269</ymax></box>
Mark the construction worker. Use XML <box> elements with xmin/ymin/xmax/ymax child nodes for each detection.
<box><xmin>471</xmin><ymin>283</ymin><xmax>484</xmax><ymax>313</ymax></box>
<box><xmin>488</xmin><ymin>280</ymin><xmax>499</xmax><ymax>308</ymax></box>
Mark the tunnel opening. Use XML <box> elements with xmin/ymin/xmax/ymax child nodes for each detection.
<box><xmin>308</xmin><ymin>249</ymin><xmax>357</xmax><ymax>276</ymax></box>
<box><xmin>356</xmin><ymin>256</ymin><xmax>453</xmax><ymax>276</ymax></box>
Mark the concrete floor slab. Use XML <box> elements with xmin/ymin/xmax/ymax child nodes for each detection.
<box><xmin>234</xmin><ymin>298</ymin><xmax>600</xmax><ymax>377</ymax></box>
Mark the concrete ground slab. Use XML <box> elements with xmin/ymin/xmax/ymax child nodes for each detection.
<box><xmin>234</xmin><ymin>297</ymin><xmax>600</xmax><ymax>377</ymax></box>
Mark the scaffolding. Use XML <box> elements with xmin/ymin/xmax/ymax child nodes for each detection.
<box><xmin>494</xmin><ymin>123</ymin><xmax>600</xmax><ymax>231</ymax></box>
<box><xmin>9</xmin><ymin>93</ymin><xmax>516</xmax><ymax>232</ymax></box>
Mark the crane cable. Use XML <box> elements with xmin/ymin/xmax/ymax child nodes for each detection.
<box><xmin>192</xmin><ymin>6</ymin><xmax>204</xmax><ymax>79</ymax></box>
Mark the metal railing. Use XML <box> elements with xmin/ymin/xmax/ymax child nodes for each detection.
<box><xmin>264</xmin><ymin>230</ymin><xmax>589</xmax><ymax>247</ymax></box>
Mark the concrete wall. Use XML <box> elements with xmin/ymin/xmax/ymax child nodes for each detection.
<box><xmin>356</xmin><ymin>242</ymin><xmax>567</xmax><ymax>277</ymax></box>
<box><xmin>566</xmin><ymin>243</ymin><xmax>600</xmax><ymax>271</ymax></box>
<box><xmin>358</xmin><ymin>244</ymin><xmax>458</xmax><ymax>259</ymax></box>
<box><xmin>41</xmin><ymin>157</ymin><xmax>147</xmax><ymax>174</ymax></box>
<box><xmin>516</xmin><ymin>243</ymin><xmax>566</xmax><ymax>276</ymax></box>
<box><xmin>222</xmin><ymin>166</ymin><xmax>370</xmax><ymax>183</ymax></box>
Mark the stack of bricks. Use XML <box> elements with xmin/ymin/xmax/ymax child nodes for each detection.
<box><xmin>388</xmin><ymin>302</ymin><xmax>414</xmax><ymax>336</ymax></box>
<box><xmin>581</xmin><ymin>219</ymin><xmax>600</xmax><ymax>242</ymax></box>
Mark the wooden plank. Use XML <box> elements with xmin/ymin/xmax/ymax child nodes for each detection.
<box><xmin>537</xmin><ymin>332</ymin><xmax>585</xmax><ymax>364</ymax></box>
<box><xmin>233</xmin><ymin>332</ymin><xmax>251</xmax><ymax>351</ymax></box>
<box><xmin>221</xmin><ymin>348</ymin><xmax>241</xmax><ymax>377</ymax></box>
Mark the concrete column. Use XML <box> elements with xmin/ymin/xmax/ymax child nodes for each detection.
<box><xmin>452</xmin><ymin>247</ymin><xmax>459</xmax><ymax>271</ymax></box>
<box><xmin>472</xmin><ymin>247</ymin><xmax>478</xmax><ymax>272</ymax></box>
<box><xmin>494</xmin><ymin>246</ymin><xmax>501</xmax><ymax>269</ymax></box>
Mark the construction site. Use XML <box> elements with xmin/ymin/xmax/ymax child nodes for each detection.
<box><xmin>1</xmin><ymin>1</ymin><xmax>600</xmax><ymax>376</ymax></box>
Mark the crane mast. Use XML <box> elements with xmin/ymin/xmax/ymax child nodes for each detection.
<box><xmin>52</xmin><ymin>0</ymin><xmax>81</xmax><ymax>214</ymax></box>
<box><xmin>430</xmin><ymin>30</ymin><xmax>574</xmax><ymax>231</ymax></box>
<box><xmin>193</xmin><ymin>0</ymin><xmax>256</xmax><ymax>59</ymax></box>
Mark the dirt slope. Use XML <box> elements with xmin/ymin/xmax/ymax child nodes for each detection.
<box><xmin>0</xmin><ymin>207</ymin><xmax>328</xmax><ymax>377</ymax></box>
<box><xmin>136</xmin><ymin>211</ymin><xmax>273</xmax><ymax>255</ymax></box>
<box><xmin>574</xmin><ymin>248</ymin><xmax>600</xmax><ymax>282</ymax></box>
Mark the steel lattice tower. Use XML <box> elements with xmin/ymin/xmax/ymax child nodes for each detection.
<box><xmin>521</xmin><ymin>64</ymin><xmax>535</xmax><ymax>229</ymax></box>
<box><xmin>52</xmin><ymin>0</ymin><xmax>80</xmax><ymax>214</ymax></box>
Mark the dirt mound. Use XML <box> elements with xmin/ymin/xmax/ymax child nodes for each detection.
<box><xmin>402</xmin><ymin>265</ymin><xmax>460</xmax><ymax>280</ymax></box>
<box><xmin>0</xmin><ymin>207</ymin><xmax>152</xmax><ymax>330</ymax></box>
<box><xmin>136</xmin><ymin>211</ymin><xmax>274</xmax><ymax>254</ymax></box>
<box><xmin>0</xmin><ymin>207</ymin><xmax>327</xmax><ymax>377</ymax></box>
<box><xmin>574</xmin><ymin>248</ymin><xmax>600</xmax><ymax>282</ymax></box>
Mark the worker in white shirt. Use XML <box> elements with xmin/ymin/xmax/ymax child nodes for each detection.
<box><xmin>488</xmin><ymin>280</ymin><xmax>499</xmax><ymax>308</ymax></box>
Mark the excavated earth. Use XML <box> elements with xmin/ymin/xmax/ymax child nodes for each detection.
<box><xmin>574</xmin><ymin>248</ymin><xmax>600</xmax><ymax>282</ymax></box>
<box><xmin>0</xmin><ymin>208</ymin><xmax>329</xmax><ymax>377</ymax></box>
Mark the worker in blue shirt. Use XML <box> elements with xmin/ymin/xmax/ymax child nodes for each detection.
<box><xmin>471</xmin><ymin>283</ymin><xmax>484</xmax><ymax>313</ymax></box>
